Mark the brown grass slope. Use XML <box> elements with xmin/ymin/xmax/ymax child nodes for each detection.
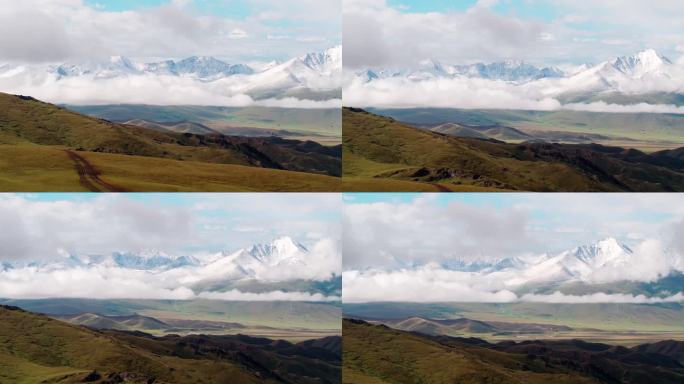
<box><xmin>343</xmin><ymin>107</ymin><xmax>684</xmax><ymax>191</ymax></box>
<box><xmin>0</xmin><ymin>305</ymin><xmax>341</xmax><ymax>384</ymax></box>
<box><xmin>343</xmin><ymin>319</ymin><xmax>597</xmax><ymax>384</ymax></box>
<box><xmin>0</xmin><ymin>93</ymin><xmax>341</xmax><ymax>176</ymax></box>
<box><xmin>0</xmin><ymin>305</ymin><xmax>268</xmax><ymax>383</ymax></box>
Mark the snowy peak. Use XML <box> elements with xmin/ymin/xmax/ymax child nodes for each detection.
<box><xmin>110</xmin><ymin>250</ymin><xmax>199</xmax><ymax>270</ymax></box>
<box><xmin>611</xmin><ymin>49</ymin><xmax>672</xmax><ymax>75</ymax></box>
<box><xmin>247</xmin><ymin>236</ymin><xmax>308</xmax><ymax>266</ymax></box>
<box><xmin>301</xmin><ymin>46</ymin><xmax>341</xmax><ymax>72</ymax></box>
<box><xmin>174</xmin><ymin>56</ymin><xmax>254</xmax><ymax>77</ymax></box>
<box><xmin>568</xmin><ymin>238</ymin><xmax>633</xmax><ymax>265</ymax></box>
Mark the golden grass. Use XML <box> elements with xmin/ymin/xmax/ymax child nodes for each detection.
<box><xmin>0</xmin><ymin>144</ymin><xmax>341</xmax><ymax>192</ymax></box>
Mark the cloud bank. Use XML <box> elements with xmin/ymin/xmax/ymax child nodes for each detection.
<box><xmin>343</xmin><ymin>0</ymin><xmax>684</xmax><ymax>68</ymax></box>
<box><xmin>342</xmin><ymin>194</ymin><xmax>684</xmax><ymax>303</ymax></box>
<box><xmin>0</xmin><ymin>0</ymin><xmax>340</xmax><ymax>64</ymax></box>
<box><xmin>0</xmin><ymin>266</ymin><xmax>338</xmax><ymax>301</ymax></box>
<box><xmin>0</xmin><ymin>193</ymin><xmax>341</xmax><ymax>262</ymax></box>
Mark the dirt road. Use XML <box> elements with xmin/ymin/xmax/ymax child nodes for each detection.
<box><xmin>64</xmin><ymin>150</ymin><xmax>126</xmax><ymax>192</ymax></box>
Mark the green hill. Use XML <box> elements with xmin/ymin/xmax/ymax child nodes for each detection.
<box><xmin>344</xmin><ymin>319</ymin><xmax>684</xmax><ymax>384</ymax></box>
<box><xmin>343</xmin><ymin>107</ymin><xmax>684</xmax><ymax>192</ymax></box>
<box><xmin>343</xmin><ymin>319</ymin><xmax>597</xmax><ymax>384</ymax></box>
<box><xmin>0</xmin><ymin>93</ymin><xmax>341</xmax><ymax>191</ymax></box>
<box><xmin>0</xmin><ymin>305</ymin><xmax>341</xmax><ymax>383</ymax></box>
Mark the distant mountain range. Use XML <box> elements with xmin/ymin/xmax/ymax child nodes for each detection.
<box><xmin>0</xmin><ymin>46</ymin><xmax>341</xmax><ymax>102</ymax></box>
<box><xmin>1</xmin><ymin>237</ymin><xmax>341</xmax><ymax>298</ymax></box>
<box><xmin>428</xmin><ymin>237</ymin><xmax>684</xmax><ymax>296</ymax></box>
<box><xmin>353</xmin><ymin>49</ymin><xmax>684</xmax><ymax>106</ymax></box>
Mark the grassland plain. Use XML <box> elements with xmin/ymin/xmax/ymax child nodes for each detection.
<box><xmin>0</xmin><ymin>93</ymin><xmax>341</xmax><ymax>191</ymax></box>
<box><xmin>342</xmin><ymin>107</ymin><xmax>684</xmax><ymax>192</ymax></box>
<box><xmin>0</xmin><ymin>305</ymin><xmax>341</xmax><ymax>384</ymax></box>
<box><xmin>369</xmin><ymin>108</ymin><xmax>684</xmax><ymax>151</ymax></box>
<box><xmin>68</xmin><ymin>104</ymin><xmax>342</xmax><ymax>144</ymax></box>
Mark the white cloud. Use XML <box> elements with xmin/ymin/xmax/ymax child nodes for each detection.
<box><xmin>342</xmin><ymin>69</ymin><xmax>684</xmax><ymax>111</ymax></box>
<box><xmin>0</xmin><ymin>266</ymin><xmax>339</xmax><ymax>301</ymax></box>
<box><xmin>0</xmin><ymin>193</ymin><xmax>341</xmax><ymax>262</ymax></box>
<box><xmin>342</xmin><ymin>268</ymin><xmax>518</xmax><ymax>303</ymax></box>
<box><xmin>343</xmin><ymin>194</ymin><xmax>684</xmax><ymax>269</ymax></box>
<box><xmin>343</xmin><ymin>195</ymin><xmax>532</xmax><ymax>270</ymax></box>
<box><xmin>198</xmin><ymin>290</ymin><xmax>339</xmax><ymax>302</ymax></box>
<box><xmin>343</xmin><ymin>0</ymin><xmax>684</xmax><ymax>69</ymax></box>
<box><xmin>0</xmin><ymin>0</ymin><xmax>340</xmax><ymax>64</ymax></box>
<box><xmin>0</xmin><ymin>194</ymin><xmax>193</xmax><ymax>262</ymax></box>
<box><xmin>521</xmin><ymin>292</ymin><xmax>684</xmax><ymax>304</ymax></box>
<box><xmin>0</xmin><ymin>267</ymin><xmax>196</xmax><ymax>300</ymax></box>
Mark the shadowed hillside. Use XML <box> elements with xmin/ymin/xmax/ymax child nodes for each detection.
<box><xmin>0</xmin><ymin>305</ymin><xmax>341</xmax><ymax>384</ymax></box>
<box><xmin>0</xmin><ymin>93</ymin><xmax>342</xmax><ymax>191</ymax></box>
<box><xmin>342</xmin><ymin>107</ymin><xmax>684</xmax><ymax>192</ymax></box>
<box><xmin>343</xmin><ymin>319</ymin><xmax>684</xmax><ymax>384</ymax></box>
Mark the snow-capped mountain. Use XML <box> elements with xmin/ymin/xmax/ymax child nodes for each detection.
<box><xmin>610</xmin><ymin>49</ymin><xmax>672</xmax><ymax>77</ymax></box>
<box><xmin>359</xmin><ymin>58</ymin><xmax>564</xmax><ymax>83</ymax></box>
<box><xmin>0</xmin><ymin>47</ymin><xmax>342</xmax><ymax>104</ymax></box>
<box><xmin>0</xmin><ymin>237</ymin><xmax>311</xmax><ymax>276</ymax></box>
<box><xmin>438</xmin><ymin>237</ymin><xmax>681</xmax><ymax>291</ymax></box>
<box><xmin>351</xmin><ymin>49</ymin><xmax>683</xmax><ymax>105</ymax></box>
<box><xmin>213</xmin><ymin>236</ymin><xmax>309</xmax><ymax>278</ymax></box>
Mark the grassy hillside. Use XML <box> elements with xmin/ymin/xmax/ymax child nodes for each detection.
<box><xmin>344</xmin><ymin>319</ymin><xmax>684</xmax><ymax>384</ymax></box>
<box><xmin>343</xmin><ymin>319</ymin><xmax>597</xmax><ymax>384</ymax></box>
<box><xmin>0</xmin><ymin>93</ymin><xmax>341</xmax><ymax>191</ymax></box>
<box><xmin>0</xmin><ymin>144</ymin><xmax>341</xmax><ymax>192</ymax></box>
<box><xmin>0</xmin><ymin>305</ymin><xmax>341</xmax><ymax>383</ymax></box>
<box><xmin>343</xmin><ymin>107</ymin><xmax>684</xmax><ymax>192</ymax></box>
<box><xmin>0</xmin><ymin>305</ymin><xmax>268</xmax><ymax>383</ymax></box>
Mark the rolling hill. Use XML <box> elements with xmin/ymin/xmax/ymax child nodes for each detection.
<box><xmin>0</xmin><ymin>305</ymin><xmax>341</xmax><ymax>384</ymax></box>
<box><xmin>343</xmin><ymin>319</ymin><xmax>684</xmax><ymax>384</ymax></box>
<box><xmin>342</xmin><ymin>107</ymin><xmax>684</xmax><ymax>192</ymax></box>
<box><xmin>375</xmin><ymin>316</ymin><xmax>572</xmax><ymax>338</ymax></box>
<box><xmin>0</xmin><ymin>93</ymin><xmax>341</xmax><ymax>191</ymax></box>
<box><xmin>368</xmin><ymin>107</ymin><xmax>684</xmax><ymax>151</ymax></box>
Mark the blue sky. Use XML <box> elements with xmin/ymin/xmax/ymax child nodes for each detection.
<box><xmin>87</xmin><ymin>0</ymin><xmax>270</xmax><ymax>24</ymax></box>
<box><xmin>388</xmin><ymin>0</ymin><xmax>556</xmax><ymax>20</ymax></box>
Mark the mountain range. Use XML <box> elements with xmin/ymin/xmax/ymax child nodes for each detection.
<box><xmin>354</xmin><ymin>49</ymin><xmax>684</xmax><ymax>106</ymax></box>
<box><xmin>427</xmin><ymin>237</ymin><xmax>684</xmax><ymax>296</ymax></box>
<box><xmin>0</xmin><ymin>236</ymin><xmax>341</xmax><ymax>298</ymax></box>
<box><xmin>0</xmin><ymin>46</ymin><xmax>342</xmax><ymax>102</ymax></box>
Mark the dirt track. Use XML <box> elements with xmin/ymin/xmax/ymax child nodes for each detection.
<box><xmin>64</xmin><ymin>150</ymin><xmax>126</xmax><ymax>192</ymax></box>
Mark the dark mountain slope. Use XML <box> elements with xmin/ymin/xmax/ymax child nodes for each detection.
<box><xmin>343</xmin><ymin>319</ymin><xmax>684</xmax><ymax>384</ymax></box>
<box><xmin>343</xmin><ymin>107</ymin><xmax>684</xmax><ymax>191</ymax></box>
<box><xmin>0</xmin><ymin>305</ymin><xmax>340</xmax><ymax>383</ymax></box>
